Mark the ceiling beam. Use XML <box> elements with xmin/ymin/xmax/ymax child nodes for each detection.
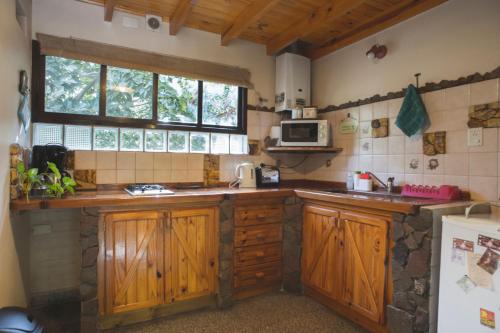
<box><xmin>104</xmin><ymin>0</ymin><xmax>118</xmax><ymax>22</ymax></box>
<box><xmin>266</xmin><ymin>0</ymin><xmax>366</xmax><ymax>55</ymax></box>
<box><xmin>221</xmin><ymin>0</ymin><xmax>280</xmax><ymax>46</ymax></box>
<box><xmin>307</xmin><ymin>0</ymin><xmax>448</xmax><ymax>60</ymax></box>
<box><xmin>169</xmin><ymin>0</ymin><xmax>197</xmax><ymax>36</ymax></box>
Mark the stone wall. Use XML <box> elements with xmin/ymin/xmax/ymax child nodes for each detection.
<box><xmin>217</xmin><ymin>199</ymin><xmax>234</xmax><ymax>308</ymax></box>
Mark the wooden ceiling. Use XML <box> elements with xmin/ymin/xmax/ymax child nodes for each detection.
<box><xmin>80</xmin><ymin>0</ymin><xmax>447</xmax><ymax>59</ymax></box>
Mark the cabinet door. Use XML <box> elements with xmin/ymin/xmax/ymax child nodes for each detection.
<box><xmin>301</xmin><ymin>205</ymin><xmax>343</xmax><ymax>299</ymax></box>
<box><xmin>341</xmin><ymin>211</ymin><xmax>388</xmax><ymax>323</ymax></box>
<box><xmin>169</xmin><ymin>208</ymin><xmax>217</xmax><ymax>302</ymax></box>
<box><xmin>104</xmin><ymin>211</ymin><xmax>164</xmax><ymax>314</ymax></box>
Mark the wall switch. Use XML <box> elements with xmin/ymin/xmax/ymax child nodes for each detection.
<box><xmin>468</xmin><ymin>128</ymin><xmax>483</xmax><ymax>146</ymax></box>
<box><xmin>32</xmin><ymin>224</ymin><xmax>51</xmax><ymax>236</ymax></box>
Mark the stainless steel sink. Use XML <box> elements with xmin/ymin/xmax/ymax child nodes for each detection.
<box><xmin>324</xmin><ymin>188</ymin><xmax>402</xmax><ymax>199</ymax></box>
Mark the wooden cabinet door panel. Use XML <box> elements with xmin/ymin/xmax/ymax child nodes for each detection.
<box><xmin>234</xmin><ymin>224</ymin><xmax>282</xmax><ymax>247</ymax></box>
<box><xmin>301</xmin><ymin>205</ymin><xmax>343</xmax><ymax>299</ymax></box>
<box><xmin>170</xmin><ymin>208</ymin><xmax>217</xmax><ymax>302</ymax></box>
<box><xmin>341</xmin><ymin>212</ymin><xmax>388</xmax><ymax>324</ymax></box>
<box><xmin>104</xmin><ymin>211</ymin><xmax>164</xmax><ymax>314</ymax></box>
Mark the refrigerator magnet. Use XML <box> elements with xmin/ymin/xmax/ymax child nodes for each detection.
<box><xmin>456</xmin><ymin>275</ymin><xmax>476</xmax><ymax>293</ymax></box>
<box><xmin>453</xmin><ymin>238</ymin><xmax>474</xmax><ymax>252</ymax></box>
<box><xmin>467</xmin><ymin>252</ymin><xmax>493</xmax><ymax>290</ymax></box>
<box><xmin>480</xmin><ymin>308</ymin><xmax>496</xmax><ymax>329</ymax></box>
<box><xmin>478</xmin><ymin>234</ymin><xmax>500</xmax><ymax>252</ymax></box>
<box><xmin>451</xmin><ymin>248</ymin><xmax>466</xmax><ymax>265</ymax></box>
<box><xmin>477</xmin><ymin>249</ymin><xmax>499</xmax><ymax>275</ymax></box>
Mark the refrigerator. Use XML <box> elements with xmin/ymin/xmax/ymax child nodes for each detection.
<box><xmin>438</xmin><ymin>212</ymin><xmax>500</xmax><ymax>332</ymax></box>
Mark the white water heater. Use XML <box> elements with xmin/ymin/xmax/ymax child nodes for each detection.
<box><xmin>275</xmin><ymin>53</ymin><xmax>311</xmax><ymax>112</ymax></box>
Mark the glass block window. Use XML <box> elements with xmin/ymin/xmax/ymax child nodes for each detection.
<box><xmin>168</xmin><ymin>131</ymin><xmax>189</xmax><ymax>153</ymax></box>
<box><xmin>211</xmin><ymin>133</ymin><xmax>230</xmax><ymax>154</ymax></box>
<box><xmin>33</xmin><ymin>123</ymin><xmax>63</xmax><ymax>145</ymax></box>
<box><xmin>145</xmin><ymin>129</ymin><xmax>167</xmax><ymax>152</ymax></box>
<box><xmin>190</xmin><ymin>132</ymin><xmax>209</xmax><ymax>153</ymax></box>
<box><xmin>93</xmin><ymin>127</ymin><xmax>118</xmax><ymax>151</ymax></box>
<box><xmin>203</xmin><ymin>82</ymin><xmax>238</xmax><ymax>127</ymax></box>
<box><xmin>64</xmin><ymin>125</ymin><xmax>92</xmax><ymax>150</ymax></box>
<box><xmin>120</xmin><ymin>128</ymin><xmax>144</xmax><ymax>151</ymax></box>
<box><xmin>44</xmin><ymin>56</ymin><xmax>100</xmax><ymax>115</ymax></box>
<box><xmin>106</xmin><ymin>66</ymin><xmax>153</xmax><ymax>119</ymax></box>
<box><xmin>158</xmin><ymin>75</ymin><xmax>198</xmax><ymax>123</ymax></box>
<box><xmin>230</xmin><ymin>134</ymin><xmax>248</xmax><ymax>155</ymax></box>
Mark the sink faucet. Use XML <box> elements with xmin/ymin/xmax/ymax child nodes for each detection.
<box><xmin>366</xmin><ymin>172</ymin><xmax>394</xmax><ymax>193</ymax></box>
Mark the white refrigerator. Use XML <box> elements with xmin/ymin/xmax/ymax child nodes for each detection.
<box><xmin>438</xmin><ymin>212</ymin><xmax>500</xmax><ymax>332</ymax></box>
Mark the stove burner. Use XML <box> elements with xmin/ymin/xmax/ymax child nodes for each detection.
<box><xmin>124</xmin><ymin>184</ymin><xmax>174</xmax><ymax>196</ymax></box>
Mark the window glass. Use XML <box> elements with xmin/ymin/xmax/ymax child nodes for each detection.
<box><xmin>158</xmin><ymin>75</ymin><xmax>198</xmax><ymax>123</ymax></box>
<box><xmin>106</xmin><ymin>67</ymin><xmax>153</xmax><ymax>119</ymax></box>
<box><xmin>45</xmin><ymin>56</ymin><xmax>100</xmax><ymax>115</ymax></box>
<box><xmin>145</xmin><ymin>130</ymin><xmax>167</xmax><ymax>152</ymax></box>
<box><xmin>120</xmin><ymin>128</ymin><xmax>144</xmax><ymax>151</ymax></box>
<box><xmin>203</xmin><ymin>82</ymin><xmax>238</xmax><ymax>127</ymax></box>
<box><xmin>64</xmin><ymin>125</ymin><xmax>92</xmax><ymax>150</ymax></box>
<box><xmin>190</xmin><ymin>132</ymin><xmax>210</xmax><ymax>153</ymax></box>
<box><xmin>210</xmin><ymin>133</ymin><xmax>230</xmax><ymax>154</ymax></box>
<box><xmin>168</xmin><ymin>131</ymin><xmax>189</xmax><ymax>153</ymax></box>
<box><xmin>93</xmin><ymin>127</ymin><xmax>118</xmax><ymax>151</ymax></box>
<box><xmin>230</xmin><ymin>134</ymin><xmax>248</xmax><ymax>155</ymax></box>
<box><xmin>33</xmin><ymin>123</ymin><xmax>63</xmax><ymax>145</ymax></box>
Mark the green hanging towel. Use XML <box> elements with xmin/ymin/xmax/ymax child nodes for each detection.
<box><xmin>396</xmin><ymin>84</ymin><xmax>429</xmax><ymax>137</ymax></box>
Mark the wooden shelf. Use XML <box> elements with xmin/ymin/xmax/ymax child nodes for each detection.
<box><xmin>264</xmin><ymin>147</ymin><xmax>343</xmax><ymax>154</ymax></box>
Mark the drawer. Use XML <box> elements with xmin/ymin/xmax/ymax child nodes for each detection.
<box><xmin>235</xmin><ymin>205</ymin><xmax>283</xmax><ymax>227</ymax></box>
<box><xmin>234</xmin><ymin>243</ymin><xmax>282</xmax><ymax>267</ymax></box>
<box><xmin>234</xmin><ymin>224</ymin><xmax>282</xmax><ymax>247</ymax></box>
<box><xmin>233</xmin><ymin>262</ymin><xmax>282</xmax><ymax>289</ymax></box>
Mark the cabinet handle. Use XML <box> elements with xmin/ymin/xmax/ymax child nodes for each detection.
<box><xmin>255</xmin><ymin>251</ymin><xmax>265</xmax><ymax>258</ymax></box>
<box><xmin>157</xmin><ymin>271</ymin><xmax>162</xmax><ymax>279</ymax></box>
<box><xmin>256</xmin><ymin>234</ymin><xmax>265</xmax><ymax>240</ymax></box>
<box><xmin>255</xmin><ymin>272</ymin><xmax>265</xmax><ymax>278</ymax></box>
<box><xmin>256</xmin><ymin>214</ymin><xmax>266</xmax><ymax>219</ymax></box>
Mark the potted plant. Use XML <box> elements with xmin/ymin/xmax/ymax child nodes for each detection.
<box><xmin>44</xmin><ymin>162</ymin><xmax>76</xmax><ymax>198</ymax></box>
<box><xmin>16</xmin><ymin>162</ymin><xmax>42</xmax><ymax>202</ymax></box>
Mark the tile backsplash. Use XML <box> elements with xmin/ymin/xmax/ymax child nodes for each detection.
<box><xmin>304</xmin><ymin>78</ymin><xmax>500</xmax><ymax>201</ymax></box>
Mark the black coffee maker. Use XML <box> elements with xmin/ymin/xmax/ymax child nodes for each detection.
<box><xmin>30</xmin><ymin>144</ymin><xmax>68</xmax><ymax>174</ymax></box>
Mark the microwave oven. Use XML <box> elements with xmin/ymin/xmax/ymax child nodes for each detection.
<box><xmin>280</xmin><ymin>119</ymin><xmax>330</xmax><ymax>146</ymax></box>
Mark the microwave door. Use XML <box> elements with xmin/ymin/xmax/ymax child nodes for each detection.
<box><xmin>282</xmin><ymin>123</ymin><xmax>319</xmax><ymax>145</ymax></box>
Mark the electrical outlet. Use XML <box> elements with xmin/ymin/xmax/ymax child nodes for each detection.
<box><xmin>468</xmin><ymin>128</ymin><xmax>483</xmax><ymax>146</ymax></box>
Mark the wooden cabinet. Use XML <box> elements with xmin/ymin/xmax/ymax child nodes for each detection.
<box><xmin>233</xmin><ymin>201</ymin><xmax>284</xmax><ymax>299</ymax></box>
<box><xmin>100</xmin><ymin>207</ymin><xmax>218</xmax><ymax>316</ymax></box>
<box><xmin>301</xmin><ymin>204</ymin><xmax>390</xmax><ymax>330</ymax></box>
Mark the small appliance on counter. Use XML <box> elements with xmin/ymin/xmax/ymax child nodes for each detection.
<box><xmin>229</xmin><ymin>162</ymin><xmax>256</xmax><ymax>188</ymax></box>
<box><xmin>255</xmin><ymin>164</ymin><xmax>280</xmax><ymax>188</ymax></box>
<box><xmin>30</xmin><ymin>144</ymin><xmax>68</xmax><ymax>174</ymax></box>
<box><xmin>280</xmin><ymin>119</ymin><xmax>329</xmax><ymax>147</ymax></box>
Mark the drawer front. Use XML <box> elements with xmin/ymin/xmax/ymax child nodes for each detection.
<box><xmin>234</xmin><ymin>224</ymin><xmax>282</xmax><ymax>247</ymax></box>
<box><xmin>233</xmin><ymin>263</ymin><xmax>282</xmax><ymax>289</ymax></box>
<box><xmin>235</xmin><ymin>205</ymin><xmax>283</xmax><ymax>227</ymax></box>
<box><xmin>234</xmin><ymin>243</ymin><xmax>282</xmax><ymax>267</ymax></box>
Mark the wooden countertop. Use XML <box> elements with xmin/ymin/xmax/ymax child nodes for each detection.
<box><xmin>10</xmin><ymin>186</ymin><xmax>457</xmax><ymax>214</ymax></box>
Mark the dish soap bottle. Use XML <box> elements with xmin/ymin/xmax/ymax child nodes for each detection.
<box><xmin>346</xmin><ymin>172</ymin><xmax>354</xmax><ymax>190</ymax></box>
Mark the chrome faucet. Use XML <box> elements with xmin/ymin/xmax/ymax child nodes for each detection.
<box><xmin>366</xmin><ymin>172</ymin><xmax>394</xmax><ymax>193</ymax></box>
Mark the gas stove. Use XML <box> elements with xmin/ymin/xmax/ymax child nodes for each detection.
<box><xmin>124</xmin><ymin>184</ymin><xmax>175</xmax><ymax>196</ymax></box>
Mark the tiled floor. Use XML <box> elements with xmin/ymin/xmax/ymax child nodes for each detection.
<box><xmin>33</xmin><ymin>292</ymin><xmax>368</xmax><ymax>332</ymax></box>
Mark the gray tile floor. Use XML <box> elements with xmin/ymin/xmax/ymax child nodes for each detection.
<box><xmin>109</xmin><ymin>292</ymin><xmax>368</xmax><ymax>333</ymax></box>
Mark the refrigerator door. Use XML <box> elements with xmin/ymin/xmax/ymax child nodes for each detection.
<box><xmin>438</xmin><ymin>216</ymin><xmax>500</xmax><ymax>332</ymax></box>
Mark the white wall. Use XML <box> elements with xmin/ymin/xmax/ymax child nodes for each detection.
<box><xmin>32</xmin><ymin>0</ymin><xmax>275</xmax><ymax>108</ymax></box>
<box><xmin>0</xmin><ymin>0</ymin><xmax>32</xmax><ymax>307</ymax></box>
<box><xmin>312</xmin><ymin>0</ymin><xmax>500</xmax><ymax>107</ymax></box>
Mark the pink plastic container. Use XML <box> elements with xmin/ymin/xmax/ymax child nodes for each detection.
<box><xmin>400</xmin><ymin>184</ymin><xmax>461</xmax><ymax>200</ymax></box>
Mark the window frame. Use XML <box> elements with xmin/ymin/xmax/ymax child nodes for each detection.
<box><xmin>31</xmin><ymin>41</ymin><xmax>248</xmax><ymax>135</ymax></box>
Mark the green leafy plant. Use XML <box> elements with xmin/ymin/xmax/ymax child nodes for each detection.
<box><xmin>44</xmin><ymin>162</ymin><xmax>77</xmax><ymax>198</ymax></box>
<box><xmin>17</xmin><ymin>162</ymin><xmax>42</xmax><ymax>202</ymax></box>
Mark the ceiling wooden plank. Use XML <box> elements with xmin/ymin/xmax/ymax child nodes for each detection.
<box><xmin>221</xmin><ymin>0</ymin><xmax>281</xmax><ymax>46</ymax></box>
<box><xmin>266</xmin><ymin>0</ymin><xmax>367</xmax><ymax>55</ymax></box>
<box><xmin>169</xmin><ymin>0</ymin><xmax>198</xmax><ymax>35</ymax></box>
<box><xmin>307</xmin><ymin>0</ymin><xmax>447</xmax><ymax>60</ymax></box>
<box><xmin>104</xmin><ymin>0</ymin><xmax>119</xmax><ymax>22</ymax></box>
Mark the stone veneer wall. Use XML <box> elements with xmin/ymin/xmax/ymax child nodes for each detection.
<box><xmin>282</xmin><ymin>196</ymin><xmax>303</xmax><ymax>293</ymax></box>
<box><xmin>217</xmin><ymin>199</ymin><xmax>234</xmax><ymax>308</ymax></box>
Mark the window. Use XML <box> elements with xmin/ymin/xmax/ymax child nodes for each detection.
<box><xmin>93</xmin><ymin>127</ymin><xmax>118</xmax><ymax>151</ymax></box>
<box><xmin>120</xmin><ymin>128</ymin><xmax>144</xmax><ymax>151</ymax></box>
<box><xmin>145</xmin><ymin>130</ymin><xmax>167</xmax><ymax>152</ymax></box>
<box><xmin>32</xmin><ymin>43</ymin><xmax>247</xmax><ymax>135</ymax></box>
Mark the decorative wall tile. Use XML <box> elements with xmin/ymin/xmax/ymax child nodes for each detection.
<box><xmin>73</xmin><ymin>170</ymin><xmax>96</xmax><ymax>189</ymax></box>
<box><xmin>359</xmin><ymin>138</ymin><xmax>372</xmax><ymax>155</ymax></box>
<box><xmin>371</xmin><ymin>118</ymin><xmax>389</xmax><ymax>138</ymax></box>
<box><xmin>359</xmin><ymin>121</ymin><xmax>372</xmax><ymax>138</ymax></box>
<box><xmin>423</xmin><ymin>131</ymin><xmax>446</xmax><ymax>156</ymax></box>
<box><xmin>405</xmin><ymin>154</ymin><xmax>423</xmax><ymax>174</ymax></box>
<box><xmin>423</xmin><ymin>155</ymin><xmax>444</xmax><ymax>175</ymax></box>
<box><xmin>468</xmin><ymin>101</ymin><xmax>500</xmax><ymax>128</ymax></box>
<box><xmin>204</xmin><ymin>154</ymin><xmax>220</xmax><ymax>186</ymax></box>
